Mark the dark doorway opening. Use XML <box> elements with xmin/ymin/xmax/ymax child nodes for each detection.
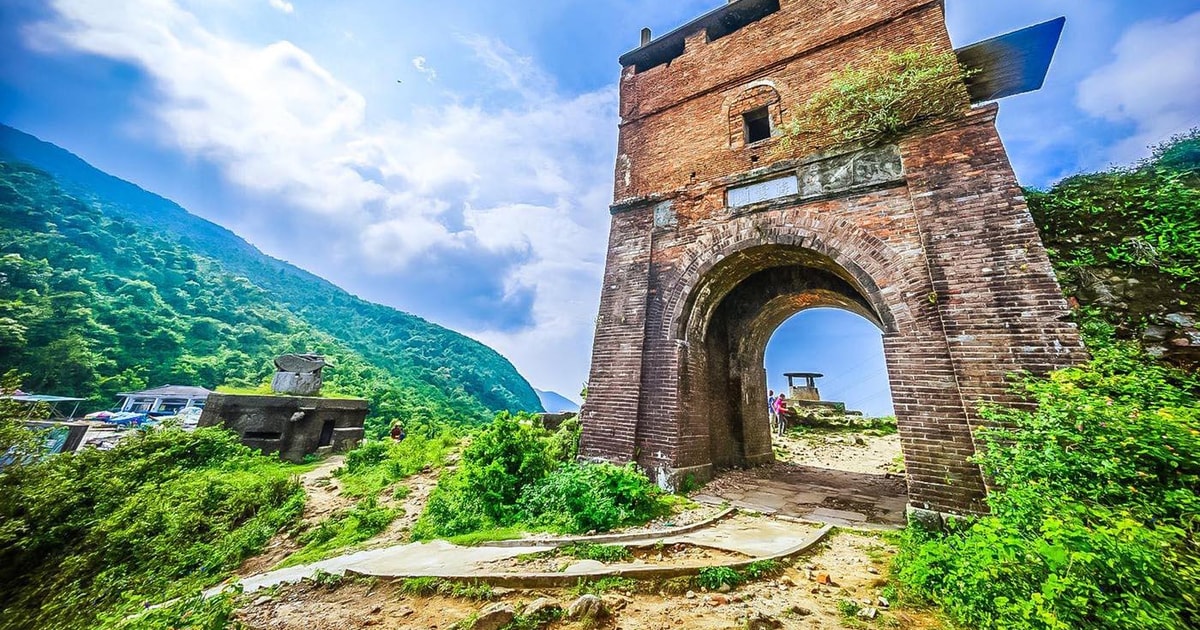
<box><xmin>318</xmin><ymin>420</ymin><xmax>335</xmax><ymax>447</ymax></box>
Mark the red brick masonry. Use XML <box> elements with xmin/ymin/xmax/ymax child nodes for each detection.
<box><xmin>580</xmin><ymin>0</ymin><xmax>1084</xmax><ymax>515</ymax></box>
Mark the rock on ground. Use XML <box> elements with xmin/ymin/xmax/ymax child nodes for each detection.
<box><xmin>470</xmin><ymin>602</ymin><xmax>515</xmax><ymax>630</ymax></box>
<box><xmin>566</xmin><ymin>594</ymin><xmax>606</xmax><ymax>619</ymax></box>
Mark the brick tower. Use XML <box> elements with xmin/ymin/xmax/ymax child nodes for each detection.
<box><xmin>579</xmin><ymin>0</ymin><xmax>1084</xmax><ymax>516</ymax></box>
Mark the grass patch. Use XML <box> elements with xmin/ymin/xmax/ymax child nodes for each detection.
<box><xmin>398</xmin><ymin>577</ymin><xmax>495</xmax><ymax>600</ymax></box>
<box><xmin>570</xmin><ymin>576</ymin><xmax>636</xmax><ymax>596</ymax></box>
<box><xmin>279</xmin><ymin>497</ymin><xmax>400</xmax><ymax>567</ymax></box>
<box><xmin>447</xmin><ymin>526</ymin><xmax>524</xmax><ymax>547</ymax></box>
<box><xmin>557</xmin><ymin>542</ymin><xmax>632</xmax><ymax>563</ymax></box>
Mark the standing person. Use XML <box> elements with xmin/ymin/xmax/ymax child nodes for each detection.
<box><xmin>390</xmin><ymin>422</ymin><xmax>406</xmax><ymax>442</ymax></box>
<box><xmin>767</xmin><ymin>390</ymin><xmax>778</xmax><ymax>437</ymax></box>
<box><xmin>773</xmin><ymin>394</ymin><xmax>788</xmax><ymax>436</ymax></box>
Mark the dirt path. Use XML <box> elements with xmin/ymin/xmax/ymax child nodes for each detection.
<box><xmin>773</xmin><ymin>428</ymin><xmax>902</xmax><ymax>475</ymax></box>
<box><xmin>236</xmin><ymin>456</ymin><xmax>354</xmax><ymax>576</ymax></box>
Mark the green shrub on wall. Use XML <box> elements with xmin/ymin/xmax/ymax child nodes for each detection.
<box><xmin>783</xmin><ymin>44</ymin><xmax>974</xmax><ymax>155</ymax></box>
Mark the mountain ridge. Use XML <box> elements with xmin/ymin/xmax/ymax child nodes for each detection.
<box><xmin>0</xmin><ymin>124</ymin><xmax>543</xmax><ymax>430</ymax></box>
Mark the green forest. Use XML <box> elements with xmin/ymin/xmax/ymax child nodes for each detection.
<box><xmin>0</xmin><ymin>126</ymin><xmax>543</xmax><ymax>435</ymax></box>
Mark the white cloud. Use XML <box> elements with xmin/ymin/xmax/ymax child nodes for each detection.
<box><xmin>458</xmin><ymin>34</ymin><xmax>553</xmax><ymax>98</ymax></box>
<box><xmin>1077</xmin><ymin>11</ymin><xmax>1200</xmax><ymax>161</ymax></box>
<box><xmin>268</xmin><ymin>0</ymin><xmax>294</xmax><ymax>15</ymax></box>
<box><xmin>411</xmin><ymin>56</ymin><xmax>437</xmax><ymax>81</ymax></box>
<box><xmin>31</xmin><ymin>0</ymin><xmax>617</xmax><ymax>397</ymax></box>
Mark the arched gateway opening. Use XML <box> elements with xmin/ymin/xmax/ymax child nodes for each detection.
<box><xmin>670</xmin><ymin>246</ymin><xmax>911</xmax><ymax>524</ymax></box>
<box><xmin>678</xmin><ymin>245</ymin><xmax>890</xmax><ymax>472</ymax></box>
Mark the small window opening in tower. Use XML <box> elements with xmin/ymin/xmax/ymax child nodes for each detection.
<box><xmin>743</xmin><ymin>106</ymin><xmax>772</xmax><ymax>144</ymax></box>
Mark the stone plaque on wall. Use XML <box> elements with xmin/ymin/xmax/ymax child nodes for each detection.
<box><xmin>727</xmin><ymin>174</ymin><xmax>800</xmax><ymax>208</ymax></box>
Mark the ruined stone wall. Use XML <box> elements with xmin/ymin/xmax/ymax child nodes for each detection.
<box><xmin>580</xmin><ymin>0</ymin><xmax>1084</xmax><ymax>514</ymax></box>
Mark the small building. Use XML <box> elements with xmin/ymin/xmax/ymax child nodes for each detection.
<box><xmin>117</xmin><ymin>385</ymin><xmax>211</xmax><ymax>414</ymax></box>
<box><xmin>784</xmin><ymin>372</ymin><xmax>823</xmax><ymax>402</ymax></box>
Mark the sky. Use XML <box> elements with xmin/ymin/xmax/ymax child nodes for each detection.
<box><xmin>2</xmin><ymin>0</ymin><xmax>1198</xmax><ymax>411</ymax></box>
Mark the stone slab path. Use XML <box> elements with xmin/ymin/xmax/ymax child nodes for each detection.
<box><xmin>209</xmin><ymin>514</ymin><xmax>825</xmax><ymax>597</ymax></box>
<box><xmin>697</xmin><ymin>462</ymin><xmax>908</xmax><ymax>527</ymax></box>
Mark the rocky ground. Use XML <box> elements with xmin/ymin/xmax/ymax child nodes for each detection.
<box><xmin>232</xmin><ymin>531</ymin><xmax>943</xmax><ymax>629</ymax></box>
<box><xmin>772</xmin><ymin>425</ymin><xmax>903</xmax><ymax>475</ymax></box>
<box><xmin>229</xmin><ymin>423</ymin><xmax>932</xmax><ymax>628</ymax></box>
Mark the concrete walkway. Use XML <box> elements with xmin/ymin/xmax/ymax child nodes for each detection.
<box><xmin>209</xmin><ymin>514</ymin><xmax>827</xmax><ymax>596</ymax></box>
<box><xmin>697</xmin><ymin>462</ymin><xmax>908</xmax><ymax>527</ymax></box>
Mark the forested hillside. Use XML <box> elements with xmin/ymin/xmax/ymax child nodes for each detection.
<box><xmin>0</xmin><ymin>126</ymin><xmax>542</xmax><ymax>433</ymax></box>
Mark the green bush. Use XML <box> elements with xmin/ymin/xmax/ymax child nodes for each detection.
<box><xmin>518</xmin><ymin>462</ymin><xmax>665</xmax><ymax>534</ymax></box>
<box><xmin>0</xmin><ymin>428</ymin><xmax>305</xmax><ymax>629</ymax></box>
<box><xmin>783</xmin><ymin>44</ymin><xmax>972</xmax><ymax>155</ymax></box>
<box><xmin>112</xmin><ymin>589</ymin><xmax>242</xmax><ymax>630</ymax></box>
<box><xmin>344</xmin><ymin>439</ymin><xmax>390</xmax><ymax>473</ymax></box>
<box><xmin>413</xmin><ymin>469</ymin><xmax>494</xmax><ymax>539</ymax></box>
<box><xmin>895</xmin><ymin>333</ymin><xmax>1200</xmax><ymax>630</ymax></box>
<box><xmin>696</xmin><ymin>566</ymin><xmax>743</xmax><ymax>590</ymax></box>
<box><xmin>460</xmin><ymin>412</ymin><xmax>554</xmax><ymax>524</ymax></box>
<box><xmin>1029</xmin><ymin>129</ymin><xmax>1200</xmax><ymax>303</ymax></box>
<box><xmin>337</xmin><ymin>430</ymin><xmax>457</xmax><ymax>498</ymax></box>
<box><xmin>414</xmin><ymin>412</ymin><xmax>667</xmax><ymax>540</ymax></box>
<box><xmin>546</xmin><ymin>417</ymin><xmax>581</xmax><ymax>463</ymax></box>
<box><xmin>557</xmin><ymin>542</ymin><xmax>632</xmax><ymax>563</ymax></box>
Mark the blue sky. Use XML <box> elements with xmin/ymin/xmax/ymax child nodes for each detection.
<box><xmin>2</xmin><ymin>1</ymin><xmax>1198</xmax><ymax>409</ymax></box>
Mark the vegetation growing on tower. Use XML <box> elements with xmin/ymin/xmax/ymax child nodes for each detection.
<box><xmin>782</xmin><ymin>45</ymin><xmax>975</xmax><ymax>155</ymax></box>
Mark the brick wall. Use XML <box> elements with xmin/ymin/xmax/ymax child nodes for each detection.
<box><xmin>580</xmin><ymin>0</ymin><xmax>1083</xmax><ymax>514</ymax></box>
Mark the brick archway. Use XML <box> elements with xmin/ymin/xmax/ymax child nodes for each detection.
<box><xmin>681</xmin><ymin>249</ymin><xmax>884</xmax><ymax>471</ymax></box>
<box><xmin>579</xmin><ymin>0</ymin><xmax>1085</xmax><ymax>517</ymax></box>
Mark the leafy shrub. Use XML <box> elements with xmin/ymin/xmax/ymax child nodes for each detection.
<box><xmin>413</xmin><ymin>469</ymin><xmax>494</xmax><ymax>539</ymax></box>
<box><xmin>1029</xmin><ymin>152</ymin><xmax>1200</xmax><ymax>288</ymax></box>
<box><xmin>112</xmin><ymin>589</ymin><xmax>242</xmax><ymax>630</ymax></box>
<box><xmin>518</xmin><ymin>462</ymin><xmax>665</xmax><ymax>534</ymax></box>
<box><xmin>338</xmin><ymin>430</ymin><xmax>457</xmax><ymax>498</ymax></box>
<box><xmin>558</xmin><ymin>543</ymin><xmax>632</xmax><ymax>563</ymax></box>
<box><xmin>837</xmin><ymin>599</ymin><xmax>862</xmax><ymax>619</ymax></box>
<box><xmin>414</xmin><ymin>412</ymin><xmax>668</xmax><ymax>540</ymax></box>
<box><xmin>344</xmin><ymin>439</ymin><xmax>389</xmax><ymax>473</ymax></box>
<box><xmin>696</xmin><ymin>566</ymin><xmax>743</xmax><ymax>590</ymax></box>
<box><xmin>742</xmin><ymin>560</ymin><xmax>782</xmax><ymax>580</ymax></box>
<box><xmin>783</xmin><ymin>44</ymin><xmax>972</xmax><ymax>156</ymax></box>
<box><xmin>460</xmin><ymin>412</ymin><xmax>553</xmax><ymax>524</ymax></box>
<box><xmin>0</xmin><ymin>428</ymin><xmax>305</xmax><ymax>629</ymax></box>
<box><xmin>546</xmin><ymin>417</ymin><xmax>581</xmax><ymax>463</ymax></box>
<box><xmin>895</xmin><ymin>333</ymin><xmax>1200</xmax><ymax>630</ymax></box>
